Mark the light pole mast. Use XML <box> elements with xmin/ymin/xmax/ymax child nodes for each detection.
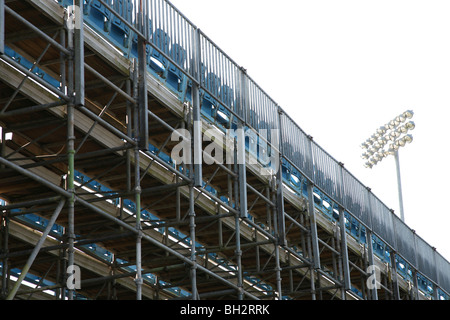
<box><xmin>394</xmin><ymin>150</ymin><xmax>405</xmax><ymax>222</ymax></box>
<box><xmin>360</xmin><ymin>110</ymin><xmax>415</xmax><ymax>222</ymax></box>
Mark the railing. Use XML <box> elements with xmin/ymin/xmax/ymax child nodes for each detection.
<box><xmin>37</xmin><ymin>0</ymin><xmax>450</xmax><ymax>298</ymax></box>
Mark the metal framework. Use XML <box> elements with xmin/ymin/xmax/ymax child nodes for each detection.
<box><xmin>0</xmin><ymin>0</ymin><xmax>448</xmax><ymax>300</ymax></box>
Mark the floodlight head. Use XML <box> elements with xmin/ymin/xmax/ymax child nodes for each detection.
<box><xmin>388</xmin><ymin>119</ymin><xmax>400</xmax><ymax>129</ymax></box>
<box><xmin>369</xmin><ymin>157</ymin><xmax>380</xmax><ymax>166</ymax></box>
<box><xmin>403</xmin><ymin>110</ymin><xmax>414</xmax><ymax>119</ymax></box>
<box><xmin>364</xmin><ymin>162</ymin><xmax>374</xmax><ymax>169</ymax></box>
<box><xmin>361</xmin><ymin>110</ymin><xmax>415</xmax><ymax>169</ymax></box>
<box><xmin>376</xmin><ymin>126</ymin><xmax>387</xmax><ymax>135</ymax></box>
<box><xmin>370</xmin><ymin>134</ymin><xmax>379</xmax><ymax>142</ymax></box>
<box><xmin>373</xmin><ymin>152</ymin><xmax>385</xmax><ymax>161</ymax></box>
<box><xmin>389</xmin><ymin>130</ymin><xmax>401</xmax><ymax>139</ymax></box>
<box><xmin>389</xmin><ymin>143</ymin><xmax>399</xmax><ymax>152</ymax></box>
<box><xmin>386</xmin><ymin>148</ymin><xmax>396</xmax><ymax>155</ymax></box>
<box><xmin>367</xmin><ymin>147</ymin><xmax>376</xmax><ymax>156</ymax></box>
<box><xmin>396</xmin><ymin>114</ymin><xmax>406</xmax><ymax>123</ymax></box>
<box><xmin>403</xmin><ymin>134</ymin><xmax>413</xmax><ymax>144</ymax></box>
<box><xmin>377</xmin><ymin>136</ymin><xmax>388</xmax><ymax>146</ymax></box>
<box><xmin>398</xmin><ymin>125</ymin><xmax>408</xmax><ymax>134</ymax></box>
<box><xmin>395</xmin><ymin>139</ymin><xmax>406</xmax><ymax>147</ymax></box>
<box><xmin>405</xmin><ymin>121</ymin><xmax>415</xmax><ymax>130</ymax></box>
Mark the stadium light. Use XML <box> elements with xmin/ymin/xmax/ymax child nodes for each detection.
<box><xmin>360</xmin><ymin>110</ymin><xmax>415</xmax><ymax>222</ymax></box>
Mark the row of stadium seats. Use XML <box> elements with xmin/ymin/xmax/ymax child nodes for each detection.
<box><xmin>3</xmin><ymin>45</ymin><xmax>61</xmax><ymax>89</ymax></box>
<box><xmin>58</xmin><ymin>1</ymin><xmax>244</xmax><ymax>133</ymax></box>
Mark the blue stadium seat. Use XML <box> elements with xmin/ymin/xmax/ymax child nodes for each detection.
<box><xmin>220</xmin><ymin>84</ymin><xmax>234</xmax><ymax>109</ymax></box>
<box><xmin>214</xmin><ymin>85</ymin><xmax>233</xmax><ymax>129</ymax></box>
<box><xmin>281</xmin><ymin>161</ymin><xmax>292</xmax><ymax>183</ymax></box>
<box><xmin>205</xmin><ymin>72</ymin><xmax>221</xmax><ymax>97</ymax></box>
<box><xmin>200</xmin><ymin>92</ymin><xmax>217</xmax><ymax>123</ymax></box>
<box><xmin>34</xmin><ymin>66</ymin><xmax>61</xmax><ymax>89</ymax></box>
<box><xmin>359</xmin><ymin>225</ymin><xmax>367</xmax><ymax>244</ymax></box>
<box><xmin>84</xmin><ymin>0</ymin><xmax>111</xmax><ymax>35</ymax></box>
<box><xmin>344</xmin><ymin>211</ymin><xmax>351</xmax><ymax>230</ymax></box>
<box><xmin>289</xmin><ymin>168</ymin><xmax>302</xmax><ymax>189</ymax></box>
<box><xmin>109</xmin><ymin>0</ymin><xmax>133</xmax><ymax>52</ymax></box>
<box><xmin>216</xmin><ymin>105</ymin><xmax>230</xmax><ymax>129</ymax></box>
<box><xmin>130</xmin><ymin>18</ymin><xmax>152</xmax><ymax>58</ymax></box>
<box><xmin>57</xmin><ymin>0</ymin><xmax>73</xmax><ymax>8</ymax></box>
<box><xmin>350</xmin><ymin>217</ymin><xmax>357</xmax><ymax>238</ymax></box>
<box><xmin>149</xmin><ymin>29</ymin><xmax>171</xmax><ymax>79</ymax></box>
<box><xmin>148</xmin><ymin>143</ymin><xmax>175</xmax><ymax>167</ymax></box>
<box><xmin>167</xmin><ymin>43</ymin><xmax>188</xmax><ymax>100</ymax></box>
<box><xmin>4</xmin><ymin>45</ymin><xmax>60</xmax><ymax>89</ymax></box>
<box><xmin>245</xmin><ymin>128</ymin><xmax>258</xmax><ymax>158</ymax></box>
<box><xmin>256</xmin><ymin>120</ymin><xmax>270</xmax><ymax>164</ymax></box>
<box><xmin>123</xmin><ymin>198</ymin><xmax>136</xmax><ymax>213</ymax></box>
<box><xmin>202</xmin><ymin>181</ymin><xmax>217</xmax><ymax>196</ymax></box>
<box><xmin>184</xmin><ymin>80</ymin><xmax>193</xmax><ymax>103</ymax></box>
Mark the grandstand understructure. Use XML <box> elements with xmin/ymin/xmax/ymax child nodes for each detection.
<box><xmin>0</xmin><ymin>0</ymin><xmax>449</xmax><ymax>300</ymax></box>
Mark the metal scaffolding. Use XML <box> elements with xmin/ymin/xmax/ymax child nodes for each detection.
<box><xmin>0</xmin><ymin>0</ymin><xmax>448</xmax><ymax>301</ymax></box>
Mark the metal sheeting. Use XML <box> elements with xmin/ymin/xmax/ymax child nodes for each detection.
<box><xmin>341</xmin><ymin>169</ymin><xmax>371</xmax><ymax>227</ymax></box>
<box><xmin>392</xmin><ymin>215</ymin><xmax>416</xmax><ymax>267</ymax></box>
<box><xmin>279</xmin><ymin>113</ymin><xmax>313</xmax><ymax>179</ymax></box>
<box><xmin>310</xmin><ymin>143</ymin><xmax>343</xmax><ymax>204</ymax></box>
<box><xmin>246</xmin><ymin>78</ymin><xmax>279</xmax><ymax>143</ymax></box>
<box><xmin>148</xmin><ymin>0</ymin><xmax>196</xmax><ymax>77</ymax></box>
<box><xmin>436</xmin><ymin>252</ymin><xmax>450</xmax><ymax>294</ymax></box>
<box><xmin>368</xmin><ymin>193</ymin><xmax>396</xmax><ymax>248</ymax></box>
<box><xmin>415</xmin><ymin>235</ymin><xmax>438</xmax><ymax>283</ymax></box>
<box><xmin>199</xmin><ymin>31</ymin><xmax>241</xmax><ymax>116</ymax></box>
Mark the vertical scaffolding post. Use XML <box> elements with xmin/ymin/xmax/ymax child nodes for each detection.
<box><xmin>338</xmin><ymin>206</ymin><xmax>351</xmax><ymax>293</ymax></box>
<box><xmin>307</xmin><ymin>186</ymin><xmax>320</xmax><ymax>270</ymax></box>
<box><xmin>237</xmin><ymin>68</ymin><xmax>248</xmax><ymax>219</ymax></box>
<box><xmin>135</xmin><ymin>151</ymin><xmax>143</xmax><ymax>300</ymax></box>
<box><xmin>338</xmin><ymin>164</ymin><xmax>351</xmax><ymax>293</ymax></box>
<box><xmin>132</xmin><ymin>58</ymin><xmax>143</xmax><ymax>300</ymax></box>
<box><xmin>192</xmin><ymin>28</ymin><xmax>202</xmax><ymax>187</ymax></box>
<box><xmin>276</xmin><ymin>110</ymin><xmax>286</xmax><ymax>247</ymax></box>
<box><xmin>366</xmin><ymin>187</ymin><xmax>380</xmax><ymax>300</ymax></box>
<box><xmin>137</xmin><ymin>0</ymin><xmax>148</xmax><ymax>151</ymax></box>
<box><xmin>66</xmin><ymin>2</ymin><xmax>78</xmax><ymax>300</ymax></box>
<box><xmin>134</xmin><ymin>0</ymin><xmax>147</xmax><ymax>299</ymax></box>
<box><xmin>0</xmin><ymin>0</ymin><xmax>4</xmax><ymax>55</ymax></box>
<box><xmin>188</xmin><ymin>183</ymin><xmax>198</xmax><ymax>300</ymax></box>
<box><xmin>74</xmin><ymin>0</ymin><xmax>84</xmax><ymax>107</ymax></box>
<box><xmin>233</xmin><ymin>67</ymin><xmax>246</xmax><ymax>299</ymax></box>
<box><xmin>234</xmin><ymin>139</ymin><xmax>243</xmax><ymax>300</ymax></box>
<box><xmin>307</xmin><ymin>137</ymin><xmax>320</xmax><ymax>270</ymax></box>
<box><xmin>366</xmin><ymin>229</ymin><xmax>378</xmax><ymax>300</ymax></box>
<box><xmin>187</xmin><ymin>73</ymin><xmax>198</xmax><ymax>299</ymax></box>
<box><xmin>271</xmin><ymin>178</ymin><xmax>283</xmax><ymax>299</ymax></box>
<box><xmin>0</xmin><ymin>212</ymin><xmax>8</xmax><ymax>298</ymax></box>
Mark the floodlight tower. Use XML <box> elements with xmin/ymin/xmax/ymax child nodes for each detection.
<box><xmin>360</xmin><ymin>110</ymin><xmax>415</xmax><ymax>222</ymax></box>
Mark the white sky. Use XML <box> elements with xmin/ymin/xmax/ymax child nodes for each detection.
<box><xmin>169</xmin><ymin>0</ymin><xmax>450</xmax><ymax>262</ymax></box>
